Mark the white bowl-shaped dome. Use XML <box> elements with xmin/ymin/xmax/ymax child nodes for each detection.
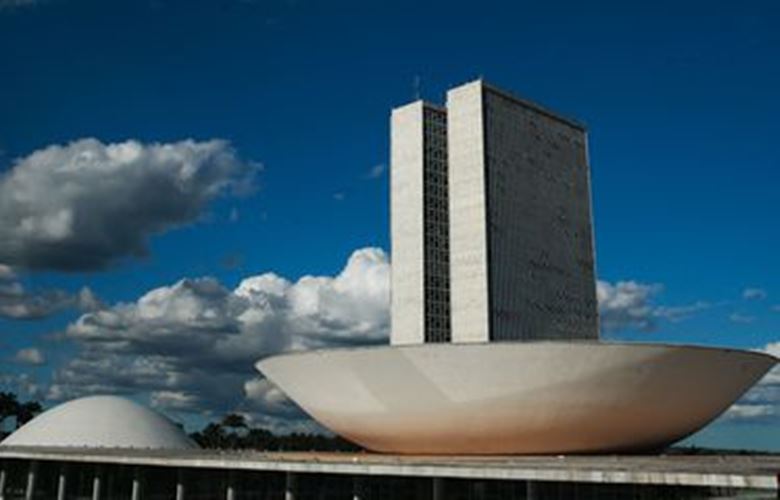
<box><xmin>258</xmin><ymin>341</ymin><xmax>777</xmax><ymax>455</ymax></box>
<box><xmin>1</xmin><ymin>395</ymin><xmax>197</xmax><ymax>449</ymax></box>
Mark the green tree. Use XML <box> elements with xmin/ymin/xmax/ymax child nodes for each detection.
<box><xmin>221</xmin><ymin>413</ymin><xmax>247</xmax><ymax>430</ymax></box>
<box><xmin>15</xmin><ymin>401</ymin><xmax>42</xmax><ymax>427</ymax></box>
<box><xmin>192</xmin><ymin>422</ymin><xmax>227</xmax><ymax>449</ymax></box>
<box><xmin>0</xmin><ymin>392</ymin><xmax>19</xmax><ymax>425</ymax></box>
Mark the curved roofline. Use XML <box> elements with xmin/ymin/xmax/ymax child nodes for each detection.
<box><xmin>258</xmin><ymin>340</ymin><xmax>779</xmax><ymax>365</ymax></box>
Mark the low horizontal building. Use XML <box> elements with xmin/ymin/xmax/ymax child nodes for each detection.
<box><xmin>0</xmin><ymin>447</ymin><xmax>778</xmax><ymax>499</ymax></box>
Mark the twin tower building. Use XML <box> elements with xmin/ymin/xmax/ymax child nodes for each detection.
<box><xmin>390</xmin><ymin>80</ymin><xmax>599</xmax><ymax>345</ymax></box>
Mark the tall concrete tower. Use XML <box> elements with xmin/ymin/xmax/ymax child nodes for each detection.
<box><xmin>447</xmin><ymin>80</ymin><xmax>598</xmax><ymax>343</ymax></box>
<box><xmin>390</xmin><ymin>80</ymin><xmax>598</xmax><ymax>345</ymax></box>
<box><xmin>391</xmin><ymin>101</ymin><xmax>450</xmax><ymax>345</ymax></box>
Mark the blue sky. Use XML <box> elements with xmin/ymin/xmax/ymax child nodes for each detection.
<box><xmin>0</xmin><ymin>0</ymin><xmax>778</xmax><ymax>449</ymax></box>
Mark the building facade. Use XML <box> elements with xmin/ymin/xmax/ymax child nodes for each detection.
<box><xmin>391</xmin><ymin>80</ymin><xmax>598</xmax><ymax>345</ymax></box>
<box><xmin>391</xmin><ymin>101</ymin><xmax>451</xmax><ymax>345</ymax></box>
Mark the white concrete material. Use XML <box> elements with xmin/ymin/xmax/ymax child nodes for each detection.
<box><xmin>391</xmin><ymin>101</ymin><xmax>426</xmax><ymax>345</ymax></box>
<box><xmin>447</xmin><ymin>80</ymin><xmax>598</xmax><ymax>343</ymax></box>
<box><xmin>432</xmin><ymin>477</ymin><xmax>444</xmax><ymax>500</ymax></box>
<box><xmin>176</xmin><ymin>470</ymin><xmax>185</xmax><ymax>500</ymax></box>
<box><xmin>131</xmin><ymin>475</ymin><xmax>140</xmax><ymax>500</ymax></box>
<box><xmin>446</xmin><ymin>82</ymin><xmax>490</xmax><ymax>343</ymax></box>
<box><xmin>285</xmin><ymin>471</ymin><xmax>296</xmax><ymax>500</ymax></box>
<box><xmin>0</xmin><ymin>395</ymin><xmax>197</xmax><ymax>450</ymax></box>
<box><xmin>24</xmin><ymin>463</ymin><xmax>35</xmax><ymax>500</ymax></box>
<box><xmin>56</xmin><ymin>469</ymin><xmax>66</xmax><ymax>500</ymax></box>
<box><xmin>91</xmin><ymin>475</ymin><xmax>101</xmax><ymax>500</ymax></box>
<box><xmin>257</xmin><ymin>342</ymin><xmax>777</xmax><ymax>455</ymax></box>
<box><xmin>1</xmin><ymin>448</ymin><xmax>778</xmax><ymax>491</ymax></box>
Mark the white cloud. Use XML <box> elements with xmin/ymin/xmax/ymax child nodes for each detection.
<box><xmin>597</xmin><ymin>280</ymin><xmax>661</xmax><ymax>332</ymax></box>
<box><xmin>13</xmin><ymin>347</ymin><xmax>45</xmax><ymax>365</ymax></box>
<box><xmin>724</xmin><ymin>342</ymin><xmax>780</xmax><ymax>423</ymax></box>
<box><xmin>729</xmin><ymin>312</ymin><xmax>755</xmax><ymax>324</ymax></box>
<box><xmin>654</xmin><ymin>301</ymin><xmax>711</xmax><ymax>323</ymax></box>
<box><xmin>0</xmin><ymin>138</ymin><xmax>258</xmax><ymax>271</ymax></box>
<box><xmin>35</xmin><ymin>257</ymin><xmax>717</xmax><ymax>428</ymax></box>
<box><xmin>0</xmin><ymin>373</ymin><xmax>42</xmax><ymax>399</ymax></box>
<box><xmin>724</xmin><ymin>404</ymin><xmax>777</xmax><ymax>420</ymax></box>
<box><xmin>48</xmin><ymin>248</ymin><xmax>390</xmax><ymax>430</ymax></box>
<box><xmin>743</xmin><ymin>288</ymin><xmax>767</xmax><ymax>301</ymax></box>
<box><xmin>365</xmin><ymin>164</ymin><xmax>386</xmax><ymax>179</ymax></box>
<box><xmin>0</xmin><ymin>268</ymin><xmax>101</xmax><ymax>319</ymax></box>
<box><xmin>0</xmin><ymin>264</ymin><xmax>14</xmax><ymax>280</ymax></box>
<box><xmin>597</xmin><ymin>280</ymin><xmax>713</xmax><ymax>333</ymax></box>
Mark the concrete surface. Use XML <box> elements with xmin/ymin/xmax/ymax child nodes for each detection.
<box><xmin>0</xmin><ymin>448</ymin><xmax>778</xmax><ymax>491</ymax></box>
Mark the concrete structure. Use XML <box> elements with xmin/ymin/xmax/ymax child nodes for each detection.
<box><xmin>391</xmin><ymin>101</ymin><xmax>450</xmax><ymax>345</ymax></box>
<box><xmin>447</xmin><ymin>81</ymin><xmax>597</xmax><ymax>343</ymax></box>
<box><xmin>1</xmin><ymin>447</ymin><xmax>779</xmax><ymax>499</ymax></box>
<box><xmin>390</xmin><ymin>80</ymin><xmax>597</xmax><ymax>345</ymax></box>
<box><xmin>259</xmin><ymin>80</ymin><xmax>778</xmax><ymax>455</ymax></box>
<box><xmin>0</xmin><ymin>396</ymin><xmax>197</xmax><ymax>450</ymax></box>
<box><xmin>258</xmin><ymin>342</ymin><xmax>776</xmax><ymax>455</ymax></box>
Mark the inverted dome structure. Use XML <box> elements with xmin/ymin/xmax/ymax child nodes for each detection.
<box><xmin>0</xmin><ymin>395</ymin><xmax>197</xmax><ymax>449</ymax></box>
<box><xmin>258</xmin><ymin>342</ymin><xmax>777</xmax><ymax>455</ymax></box>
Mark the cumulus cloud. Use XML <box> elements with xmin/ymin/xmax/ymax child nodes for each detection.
<box><xmin>597</xmin><ymin>280</ymin><xmax>712</xmax><ymax>333</ymax></box>
<box><xmin>0</xmin><ymin>138</ymin><xmax>258</xmax><ymax>271</ymax></box>
<box><xmin>14</xmin><ymin>347</ymin><xmax>45</xmax><ymax>365</ymax></box>
<box><xmin>48</xmin><ymin>248</ymin><xmax>389</xmax><ymax>429</ymax></box>
<box><xmin>0</xmin><ymin>372</ymin><xmax>42</xmax><ymax>400</ymax></box>
<box><xmin>597</xmin><ymin>280</ymin><xmax>660</xmax><ymax>332</ymax></box>
<box><xmin>742</xmin><ymin>288</ymin><xmax>767</xmax><ymax>301</ymax></box>
<box><xmin>39</xmin><ymin>257</ymin><xmax>714</xmax><ymax>428</ymax></box>
<box><xmin>241</xmin><ymin>377</ymin><xmax>317</xmax><ymax>432</ymax></box>
<box><xmin>0</xmin><ymin>266</ymin><xmax>101</xmax><ymax>319</ymax></box>
<box><xmin>724</xmin><ymin>342</ymin><xmax>780</xmax><ymax>423</ymax></box>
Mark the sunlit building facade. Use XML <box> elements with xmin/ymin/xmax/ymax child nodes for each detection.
<box><xmin>391</xmin><ymin>80</ymin><xmax>598</xmax><ymax>345</ymax></box>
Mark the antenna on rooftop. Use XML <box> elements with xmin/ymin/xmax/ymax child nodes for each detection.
<box><xmin>413</xmin><ymin>75</ymin><xmax>421</xmax><ymax>101</ymax></box>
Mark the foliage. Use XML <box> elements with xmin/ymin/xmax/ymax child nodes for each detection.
<box><xmin>0</xmin><ymin>393</ymin><xmax>355</xmax><ymax>452</ymax></box>
<box><xmin>0</xmin><ymin>392</ymin><xmax>44</xmax><ymax>439</ymax></box>
<box><xmin>190</xmin><ymin>417</ymin><xmax>360</xmax><ymax>452</ymax></box>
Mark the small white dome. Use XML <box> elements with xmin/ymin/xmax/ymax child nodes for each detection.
<box><xmin>0</xmin><ymin>395</ymin><xmax>197</xmax><ymax>449</ymax></box>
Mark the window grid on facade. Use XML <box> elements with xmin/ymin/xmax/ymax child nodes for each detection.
<box><xmin>422</xmin><ymin>106</ymin><xmax>451</xmax><ymax>343</ymax></box>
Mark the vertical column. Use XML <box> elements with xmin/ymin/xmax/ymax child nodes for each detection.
<box><xmin>526</xmin><ymin>480</ymin><xmax>537</xmax><ymax>500</ymax></box>
<box><xmin>56</xmin><ymin>464</ymin><xmax>67</xmax><ymax>500</ymax></box>
<box><xmin>225</xmin><ymin>471</ymin><xmax>235</xmax><ymax>500</ymax></box>
<box><xmin>24</xmin><ymin>461</ymin><xmax>37</xmax><ymax>500</ymax></box>
<box><xmin>0</xmin><ymin>464</ymin><xmax>7</xmax><ymax>500</ymax></box>
<box><xmin>390</xmin><ymin>101</ymin><xmax>426</xmax><ymax>346</ymax></box>
<box><xmin>175</xmin><ymin>469</ymin><xmax>185</xmax><ymax>500</ymax></box>
<box><xmin>91</xmin><ymin>471</ymin><xmax>101</xmax><ymax>500</ymax></box>
<box><xmin>284</xmin><ymin>471</ymin><xmax>297</xmax><ymax>500</ymax></box>
<box><xmin>130</xmin><ymin>467</ymin><xmax>142</xmax><ymax>500</ymax></box>
<box><xmin>352</xmin><ymin>476</ymin><xmax>364</xmax><ymax>500</ymax></box>
<box><xmin>431</xmin><ymin>477</ymin><xmax>444</xmax><ymax>500</ymax></box>
<box><xmin>447</xmin><ymin>80</ymin><xmax>491</xmax><ymax>343</ymax></box>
